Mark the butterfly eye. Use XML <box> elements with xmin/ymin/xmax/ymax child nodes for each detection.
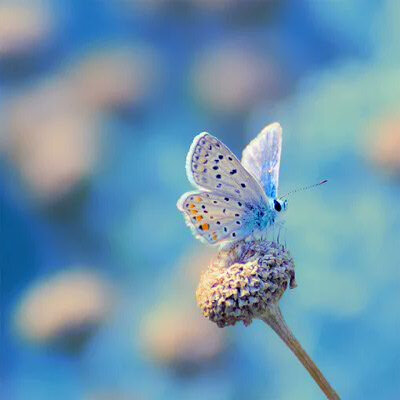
<box><xmin>274</xmin><ymin>199</ymin><xmax>282</xmax><ymax>212</ymax></box>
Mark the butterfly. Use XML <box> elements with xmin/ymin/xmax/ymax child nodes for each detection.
<box><xmin>177</xmin><ymin>122</ymin><xmax>288</xmax><ymax>247</ymax></box>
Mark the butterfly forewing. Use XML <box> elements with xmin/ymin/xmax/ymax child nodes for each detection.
<box><xmin>186</xmin><ymin>133</ymin><xmax>267</xmax><ymax>203</ymax></box>
<box><xmin>177</xmin><ymin>191</ymin><xmax>250</xmax><ymax>244</ymax></box>
<box><xmin>241</xmin><ymin>123</ymin><xmax>282</xmax><ymax>198</ymax></box>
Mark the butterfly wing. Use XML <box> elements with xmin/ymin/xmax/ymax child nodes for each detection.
<box><xmin>177</xmin><ymin>191</ymin><xmax>251</xmax><ymax>245</ymax></box>
<box><xmin>185</xmin><ymin>132</ymin><xmax>267</xmax><ymax>203</ymax></box>
<box><xmin>241</xmin><ymin>122</ymin><xmax>282</xmax><ymax>198</ymax></box>
<box><xmin>178</xmin><ymin>132</ymin><xmax>271</xmax><ymax>246</ymax></box>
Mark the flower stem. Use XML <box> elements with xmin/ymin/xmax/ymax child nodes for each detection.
<box><xmin>261</xmin><ymin>305</ymin><xmax>340</xmax><ymax>400</ymax></box>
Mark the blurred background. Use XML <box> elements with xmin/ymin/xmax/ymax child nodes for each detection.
<box><xmin>1</xmin><ymin>1</ymin><xmax>400</xmax><ymax>399</ymax></box>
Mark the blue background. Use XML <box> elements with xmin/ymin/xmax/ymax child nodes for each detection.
<box><xmin>1</xmin><ymin>1</ymin><xmax>400</xmax><ymax>399</ymax></box>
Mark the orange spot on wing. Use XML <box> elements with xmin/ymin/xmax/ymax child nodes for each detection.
<box><xmin>201</xmin><ymin>223</ymin><xmax>210</xmax><ymax>231</ymax></box>
<box><xmin>189</xmin><ymin>204</ymin><xmax>196</xmax><ymax>209</ymax></box>
<box><xmin>190</xmin><ymin>209</ymin><xmax>198</xmax><ymax>215</ymax></box>
<box><xmin>195</xmin><ymin>196</ymin><xmax>202</xmax><ymax>202</ymax></box>
<box><xmin>196</xmin><ymin>216</ymin><xmax>203</xmax><ymax>221</ymax></box>
<box><xmin>212</xmin><ymin>233</ymin><xmax>218</xmax><ymax>241</ymax></box>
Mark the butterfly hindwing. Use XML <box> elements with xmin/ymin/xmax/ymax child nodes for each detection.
<box><xmin>241</xmin><ymin>122</ymin><xmax>282</xmax><ymax>198</ymax></box>
<box><xmin>186</xmin><ymin>132</ymin><xmax>267</xmax><ymax>203</ymax></box>
<box><xmin>177</xmin><ymin>191</ymin><xmax>251</xmax><ymax>245</ymax></box>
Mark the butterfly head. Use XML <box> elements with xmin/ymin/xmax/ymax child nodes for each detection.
<box><xmin>273</xmin><ymin>198</ymin><xmax>288</xmax><ymax>213</ymax></box>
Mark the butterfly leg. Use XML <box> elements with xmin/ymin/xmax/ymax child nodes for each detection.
<box><xmin>275</xmin><ymin>220</ymin><xmax>287</xmax><ymax>245</ymax></box>
<box><xmin>277</xmin><ymin>223</ymin><xmax>281</xmax><ymax>244</ymax></box>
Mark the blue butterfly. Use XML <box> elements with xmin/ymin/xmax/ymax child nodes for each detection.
<box><xmin>177</xmin><ymin>122</ymin><xmax>288</xmax><ymax>246</ymax></box>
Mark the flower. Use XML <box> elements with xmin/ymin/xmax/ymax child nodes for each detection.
<box><xmin>140</xmin><ymin>247</ymin><xmax>226</xmax><ymax>370</ymax></box>
<box><xmin>69</xmin><ymin>45</ymin><xmax>161</xmax><ymax>111</ymax></box>
<box><xmin>368</xmin><ymin>114</ymin><xmax>400</xmax><ymax>176</ymax></box>
<box><xmin>195</xmin><ymin>239</ymin><xmax>340</xmax><ymax>399</ymax></box>
<box><xmin>0</xmin><ymin>1</ymin><xmax>54</xmax><ymax>59</ymax></box>
<box><xmin>141</xmin><ymin>302</ymin><xmax>225</xmax><ymax>369</ymax></box>
<box><xmin>191</xmin><ymin>44</ymin><xmax>283</xmax><ymax>113</ymax></box>
<box><xmin>14</xmin><ymin>269</ymin><xmax>114</xmax><ymax>354</ymax></box>
<box><xmin>196</xmin><ymin>239</ymin><xmax>296</xmax><ymax>327</ymax></box>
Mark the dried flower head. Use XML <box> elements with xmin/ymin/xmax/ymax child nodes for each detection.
<box><xmin>14</xmin><ymin>269</ymin><xmax>114</xmax><ymax>353</ymax></box>
<box><xmin>141</xmin><ymin>302</ymin><xmax>225</xmax><ymax>370</ymax></box>
<box><xmin>191</xmin><ymin>44</ymin><xmax>282</xmax><ymax>113</ymax></box>
<box><xmin>368</xmin><ymin>114</ymin><xmax>400</xmax><ymax>176</ymax></box>
<box><xmin>196</xmin><ymin>239</ymin><xmax>339</xmax><ymax>399</ymax></box>
<box><xmin>0</xmin><ymin>2</ymin><xmax>54</xmax><ymax>59</ymax></box>
<box><xmin>196</xmin><ymin>240</ymin><xmax>296</xmax><ymax>328</ymax></box>
<box><xmin>140</xmin><ymin>247</ymin><xmax>226</xmax><ymax>372</ymax></box>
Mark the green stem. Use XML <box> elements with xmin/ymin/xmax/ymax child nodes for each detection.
<box><xmin>261</xmin><ymin>305</ymin><xmax>340</xmax><ymax>400</ymax></box>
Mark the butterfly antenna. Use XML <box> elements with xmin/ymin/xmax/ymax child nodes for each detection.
<box><xmin>281</xmin><ymin>179</ymin><xmax>328</xmax><ymax>199</ymax></box>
